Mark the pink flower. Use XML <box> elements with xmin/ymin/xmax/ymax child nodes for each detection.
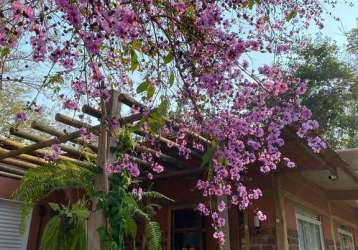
<box><xmin>44</xmin><ymin>144</ymin><xmax>63</xmax><ymax>161</ymax></box>
<box><xmin>152</xmin><ymin>163</ymin><xmax>164</xmax><ymax>173</ymax></box>
<box><xmin>173</xmin><ymin>1</ymin><xmax>186</xmax><ymax>14</ymax></box>
<box><xmin>15</xmin><ymin>112</ymin><xmax>27</xmax><ymax>123</ymax></box>
<box><xmin>63</xmin><ymin>100</ymin><xmax>79</xmax><ymax>110</ymax></box>
<box><xmin>256</xmin><ymin>210</ymin><xmax>267</xmax><ymax>221</ymax></box>
<box><xmin>217</xmin><ymin>200</ymin><xmax>226</xmax><ymax>212</ymax></box>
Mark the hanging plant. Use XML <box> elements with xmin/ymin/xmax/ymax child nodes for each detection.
<box><xmin>40</xmin><ymin>200</ymin><xmax>90</xmax><ymax>250</ymax></box>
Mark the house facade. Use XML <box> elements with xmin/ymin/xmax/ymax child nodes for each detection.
<box><xmin>0</xmin><ymin>146</ymin><xmax>358</xmax><ymax>250</ymax></box>
<box><xmin>151</xmin><ymin>148</ymin><xmax>358</xmax><ymax>250</ymax></box>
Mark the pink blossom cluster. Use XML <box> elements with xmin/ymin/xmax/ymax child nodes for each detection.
<box><xmin>44</xmin><ymin>144</ymin><xmax>63</xmax><ymax>161</ymax></box>
<box><xmin>14</xmin><ymin>112</ymin><xmax>27</xmax><ymax>123</ymax></box>
<box><xmin>105</xmin><ymin>154</ymin><xmax>140</xmax><ymax>177</ymax></box>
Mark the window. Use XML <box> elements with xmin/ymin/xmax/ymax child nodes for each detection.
<box><xmin>338</xmin><ymin>228</ymin><xmax>355</xmax><ymax>250</ymax></box>
<box><xmin>171</xmin><ymin>208</ymin><xmax>206</xmax><ymax>250</ymax></box>
<box><xmin>0</xmin><ymin>199</ymin><xmax>31</xmax><ymax>250</ymax></box>
<box><xmin>296</xmin><ymin>209</ymin><xmax>325</xmax><ymax>250</ymax></box>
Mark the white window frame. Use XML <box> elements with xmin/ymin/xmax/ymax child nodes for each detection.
<box><xmin>0</xmin><ymin>198</ymin><xmax>32</xmax><ymax>250</ymax></box>
<box><xmin>296</xmin><ymin>209</ymin><xmax>326</xmax><ymax>250</ymax></box>
<box><xmin>338</xmin><ymin>228</ymin><xmax>355</xmax><ymax>250</ymax></box>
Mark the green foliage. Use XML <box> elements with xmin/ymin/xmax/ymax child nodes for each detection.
<box><xmin>290</xmin><ymin>38</ymin><xmax>358</xmax><ymax>148</ymax></box>
<box><xmin>112</xmin><ymin>127</ymin><xmax>136</xmax><ymax>157</ymax></box>
<box><xmin>40</xmin><ymin>200</ymin><xmax>89</xmax><ymax>250</ymax></box>
<box><xmin>137</xmin><ymin>78</ymin><xmax>155</xmax><ymax>99</ymax></box>
<box><xmin>14</xmin><ymin>161</ymin><xmax>94</xmax><ymax>233</ymax></box>
<box><xmin>0</xmin><ymin>85</ymin><xmax>41</xmax><ymax>134</ymax></box>
<box><xmin>145</xmin><ymin>222</ymin><xmax>162</xmax><ymax>250</ymax></box>
<box><xmin>97</xmin><ymin>173</ymin><xmax>171</xmax><ymax>250</ymax></box>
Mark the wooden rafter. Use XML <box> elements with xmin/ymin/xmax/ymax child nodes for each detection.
<box><xmin>0</xmin><ymin>137</ymin><xmax>91</xmax><ymax>167</ymax></box>
<box><xmin>0</xmin><ymin>147</ymin><xmax>47</xmax><ymax>165</ymax></box>
<box><xmin>31</xmin><ymin>121</ymin><xmax>98</xmax><ymax>153</ymax></box>
<box><xmin>326</xmin><ymin>190</ymin><xmax>358</xmax><ymax>200</ymax></box>
<box><xmin>0</xmin><ymin>162</ymin><xmax>26</xmax><ymax>174</ymax></box>
<box><xmin>10</xmin><ymin>127</ymin><xmax>96</xmax><ymax>159</ymax></box>
<box><xmin>55</xmin><ymin>112</ymin><xmax>200</xmax><ymax>170</ymax></box>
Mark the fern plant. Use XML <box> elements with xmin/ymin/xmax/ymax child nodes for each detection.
<box><xmin>13</xmin><ymin>161</ymin><xmax>94</xmax><ymax>232</ymax></box>
<box><xmin>40</xmin><ymin>200</ymin><xmax>89</xmax><ymax>250</ymax></box>
<box><xmin>98</xmin><ymin>173</ymin><xmax>173</xmax><ymax>250</ymax></box>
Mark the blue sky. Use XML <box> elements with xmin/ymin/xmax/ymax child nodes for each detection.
<box><xmin>30</xmin><ymin>1</ymin><xmax>358</xmax><ymax>118</ymax></box>
<box><xmin>320</xmin><ymin>1</ymin><xmax>358</xmax><ymax>45</ymax></box>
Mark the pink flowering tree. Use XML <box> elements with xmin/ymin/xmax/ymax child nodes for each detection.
<box><xmin>0</xmin><ymin>0</ymin><xmax>336</xmax><ymax>246</ymax></box>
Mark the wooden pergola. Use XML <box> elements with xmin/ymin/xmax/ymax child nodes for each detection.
<box><xmin>0</xmin><ymin>90</ymin><xmax>355</xmax><ymax>250</ymax></box>
<box><xmin>0</xmin><ymin>90</ymin><xmax>209</xmax><ymax>250</ymax></box>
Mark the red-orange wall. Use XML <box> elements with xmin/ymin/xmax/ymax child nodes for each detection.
<box><xmin>282</xmin><ymin>173</ymin><xmax>358</xmax><ymax>248</ymax></box>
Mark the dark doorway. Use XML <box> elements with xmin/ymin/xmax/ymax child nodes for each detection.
<box><xmin>171</xmin><ymin>208</ymin><xmax>207</xmax><ymax>250</ymax></box>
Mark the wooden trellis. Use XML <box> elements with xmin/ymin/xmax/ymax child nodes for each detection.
<box><xmin>0</xmin><ymin>90</ymin><xmax>208</xmax><ymax>250</ymax></box>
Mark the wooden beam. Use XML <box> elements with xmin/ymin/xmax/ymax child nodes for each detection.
<box><xmin>82</xmin><ymin>105</ymin><xmax>102</xmax><ymax>119</ymax></box>
<box><xmin>56</xmin><ymin>113</ymin><xmax>196</xmax><ymax>169</ymax></box>
<box><xmin>1</xmin><ymin>157</ymin><xmax>38</xmax><ymax>169</ymax></box>
<box><xmin>0</xmin><ymin>123</ymin><xmax>100</xmax><ymax>161</ymax></box>
<box><xmin>0</xmin><ymin>162</ymin><xmax>26</xmax><ymax>175</ymax></box>
<box><xmin>31</xmin><ymin>121</ymin><xmax>98</xmax><ymax>153</ymax></box>
<box><xmin>0</xmin><ymin>137</ymin><xmax>91</xmax><ymax>167</ymax></box>
<box><xmin>0</xmin><ymin>171</ymin><xmax>22</xmax><ymax>179</ymax></box>
<box><xmin>272</xmin><ymin>174</ymin><xmax>289</xmax><ymax>250</ymax></box>
<box><xmin>117</xmin><ymin>95</ymin><xmax>211</xmax><ymax>146</ymax></box>
<box><xmin>135</xmin><ymin>145</ymin><xmax>192</xmax><ymax>170</ymax></box>
<box><xmin>0</xmin><ymin>147</ymin><xmax>47</xmax><ymax>165</ymax></box>
<box><xmin>56</xmin><ymin>112</ymin><xmax>143</xmax><ymax>132</ymax></box>
<box><xmin>284</xmin><ymin>128</ymin><xmax>337</xmax><ymax>176</ymax></box>
<box><xmin>150</xmin><ymin>168</ymin><xmax>202</xmax><ymax>180</ymax></box>
<box><xmin>10</xmin><ymin>127</ymin><xmax>96</xmax><ymax>159</ymax></box>
<box><xmin>339</xmin><ymin>164</ymin><xmax>358</xmax><ymax>185</ymax></box>
<box><xmin>118</xmin><ymin>93</ymin><xmax>146</xmax><ymax>110</ymax></box>
<box><xmin>326</xmin><ymin>190</ymin><xmax>358</xmax><ymax>200</ymax></box>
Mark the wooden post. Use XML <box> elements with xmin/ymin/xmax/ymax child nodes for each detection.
<box><xmin>272</xmin><ymin>174</ymin><xmax>289</xmax><ymax>250</ymax></box>
<box><xmin>244</xmin><ymin>210</ymin><xmax>250</xmax><ymax>250</ymax></box>
<box><xmin>219</xmin><ymin>196</ymin><xmax>231</xmax><ymax>250</ymax></box>
<box><xmin>328</xmin><ymin>202</ymin><xmax>337</xmax><ymax>250</ymax></box>
<box><xmin>87</xmin><ymin>91</ymin><xmax>121</xmax><ymax>250</ymax></box>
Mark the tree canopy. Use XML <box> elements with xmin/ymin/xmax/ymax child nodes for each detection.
<box><xmin>289</xmin><ymin>39</ymin><xmax>358</xmax><ymax>149</ymax></box>
<box><xmin>0</xmin><ymin>0</ymin><xmax>343</xmax><ymax>246</ymax></box>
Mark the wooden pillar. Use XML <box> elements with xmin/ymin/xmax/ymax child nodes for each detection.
<box><xmin>87</xmin><ymin>91</ymin><xmax>121</xmax><ymax>250</ymax></box>
<box><xmin>219</xmin><ymin>196</ymin><xmax>231</xmax><ymax>250</ymax></box>
<box><xmin>244</xmin><ymin>210</ymin><xmax>251</xmax><ymax>250</ymax></box>
<box><xmin>272</xmin><ymin>174</ymin><xmax>289</xmax><ymax>250</ymax></box>
<box><xmin>328</xmin><ymin>202</ymin><xmax>337</xmax><ymax>250</ymax></box>
<box><xmin>228</xmin><ymin>207</ymin><xmax>240</xmax><ymax>250</ymax></box>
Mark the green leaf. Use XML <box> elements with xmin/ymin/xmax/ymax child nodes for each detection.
<box><xmin>0</xmin><ymin>47</ymin><xmax>10</xmax><ymax>58</ymax></box>
<box><xmin>130</xmin><ymin>49</ymin><xmax>139</xmax><ymax>71</ymax></box>
<box><xmin>136</xmin><ymin>80</ymin><xmax>149</xmax><ymax>94</ymax></box>
<box><xmin>201</xmin><ymin>142</ymin><xmax>217</xmax><ymax>168</ymax></box>
<box><xmin>137</xmin><ymin>79</ymin><xmax>155</xmax><ymax>99</ymax></box>
<box><xmin>286</xmin><ymin>10</ymin><xmax>297</xmax><ymax>21</ymax></box>
<box><xmin>157</xmin><ymin>98</ymin><xmax>170</xmax><ymax>115</ymax></box>
<box><xmin>163</xmin><ymin>52</ymin><xmax>174</xmax><ymax>64</ymax></box>
<box><xmin>49</xmin><ymin>203</ymin><xmax>61</xmax><ymax>212</ymax></box>
<box><xmin>131</xmin><ymin>40</ymin><xmax>142</xmax><ymax>51</ymax></box>
<box><xmin>169</xmin><ymin>72</ymin><xmax>175</xmax><ymax>86</ymax></box>
<box><xmin>48</xmin><ymin>74</ymin><xmax>64</xmax><ymax>85</ymax></box>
